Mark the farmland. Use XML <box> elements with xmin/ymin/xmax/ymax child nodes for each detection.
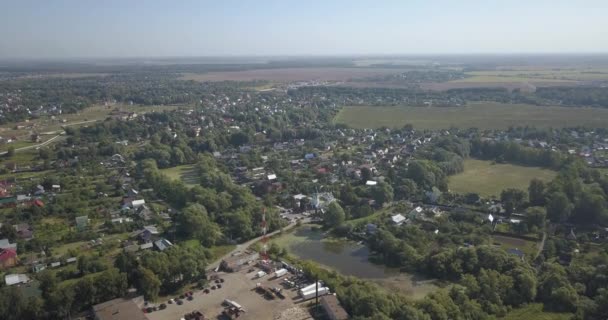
<box><xmin>333</xmin><ymin>102</ymin><xmax>608</xmax><ymax>130</ymax></box>
<box><xmin>448</xmin><ymin>159</ymin><xmax>556</xmax><ymax>197</ymax></box>
<box><xmin>451</xmin><ymin>75</ymin><xmax>575</xmax><ymax>84</ymax></box>
<box><xmin>159</xmin><ymin>164</ymin><xmax>199</xmax><ymax>187</ymax></box>
<box><xmin>467</xmin><ymin>68</ymin><xmax>608</xmax><ymax>81</ymax></box>
<box><xmin>179</xmin><ymin>67</ymin><xmax>406</xmax><ymax>82</ymax></box>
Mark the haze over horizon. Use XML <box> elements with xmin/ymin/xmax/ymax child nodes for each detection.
<box><xmin>1</xmin><ymin>0</ymin><xmax>608</xmax><ymax>59</ymax></box>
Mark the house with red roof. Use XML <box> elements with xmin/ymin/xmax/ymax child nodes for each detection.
<box><xmin>0</xmin><ymin>248</ymin><xmax>18</xmax><ymax>269</ymax></box>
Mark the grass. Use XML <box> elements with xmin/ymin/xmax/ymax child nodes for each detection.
<box><xmin>448</xmin><ymin>159</ymin><xmax>556</xmax><ymax>197</ymax></box>
<box><xmin>159</xmin><ymin>164</ymin><xmax>199</xmax><ymax>187</ymax></box>
<box><xmin>333</xmin><ymin>102</ymin><xmax>608</xmax><ymax>130</ymax></box>
<box><xmin>501</xmin><ymin>303</ymin><xmax>572</xmax><ymax>320</ymax></box>
<box><xmin>207</xmin><ymin>245</ymin><xmax>237</xmax><ymax>261</ymax></box>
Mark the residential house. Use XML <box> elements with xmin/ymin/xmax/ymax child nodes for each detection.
<box><xmin>14</xmin><ymin>223</ymin><xmax>33</xmax><ymax>240</ymax></box>
<box><xmin>391</xmin><ymin>214</ymin><xmax>406</xmax><ymax>226</ymax></box>
<box><xmin>0</xmin><ymin>248</ymin><xmax>18</xmax><ymax>269</ymax></box>
<box><xmin>0</xmin><ymin>238</ymin><xmax>17</xmax><ymax>250</ymax></box>
<box><xmin>131</xmin><ymin>199</ymin><xmax>146</xmax><ymax>209</ymax></box>
<box><xmin>153</xmin><ymin>238</ymin><xmax>173</xmax><ymax>252</ymax></box>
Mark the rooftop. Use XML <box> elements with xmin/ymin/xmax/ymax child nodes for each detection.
<box><xmin>93</xmin><ymin>297</ymin><xmax>148</xmax><ymax>320</ymax></box>
<box><xmin>320</xmin><ymin>295</ymin><xmax>349</xmax><ymax>320</ymax></box>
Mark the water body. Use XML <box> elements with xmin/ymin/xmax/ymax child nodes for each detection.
<box><xmin>277</xmin><ymin>226</ymin><xmax>438</xmax><ymax>298</ymax></box>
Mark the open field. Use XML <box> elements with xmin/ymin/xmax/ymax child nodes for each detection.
<box><xmin>448</xmin><ymin>159</ymin><xmax>556</xmax><ymax>197</ymax></box>
<box><xmin>500</xmin><ymin>303</ymin><xmax>571</xmax><ymax>320</ymax></box>
<box><xmin>333</xmin><ymin>102</ymin><xmax>608</xmax><ymax>130</ymax></box>
<box><xmin>159</xmin><ymin>164</ymin><xmax>199</xmax><ymax>187</ymax></box>
<box><xmin>180</xmin><ymin>67</ymin><xmax>406</xmax><ymax>82</ymax></box>
<box><xmin>468</xmin><ymin>68</ymin><xmax>608</xmax><ymax>81</ymax></box>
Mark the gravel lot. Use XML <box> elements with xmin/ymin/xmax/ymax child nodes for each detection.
<box><xmin>146</xmin><ymin>268</ymin><xmax>307</xmax><ymax>320</ymax></box>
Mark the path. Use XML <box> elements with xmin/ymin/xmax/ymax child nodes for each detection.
<box><xmin>534</xmin><ymin>230</ymin><xmax>547</xmax><ymax>260</ymax></box>
<box><xmin>207</xmin><ymin>219</ymin><xmax>308</xmax><ymax>271</ymax></box>
<box><xmin>0</xmin><ymin>133</ymin><xmax>63</xmax><ymax>155</ymax></box>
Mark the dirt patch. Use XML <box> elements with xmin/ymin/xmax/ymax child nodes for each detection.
<box><xmin>492</xmin><ymin>235</ymin><xmax>527</xmax><ymax>247</ymax></box>
<box><xmin>180</xmin><ymin>68</ymin><xmax>406</xmax><ymax>83</ymax></box>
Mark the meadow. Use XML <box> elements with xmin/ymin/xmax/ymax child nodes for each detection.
<box><xmin>448</xmin><ymin>159</ymin><xmax>557</xmax><ymax>197</ymax></box>
<box><xmin>333</xmin><ymin>102</ymin><xmax>608</xmax><ymax>130</ymax></box>
<box><xmin>500</xmin><ymin>303</ymin><xmax>572</xmax><ymax>320</ymax></box>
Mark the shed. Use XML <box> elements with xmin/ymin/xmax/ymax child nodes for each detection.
<box><xmin>5</xmin><ymin>273</ymin><xmax>29</xmax><ymax>286</ymax></box>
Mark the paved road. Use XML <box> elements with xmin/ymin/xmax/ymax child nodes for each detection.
<box><xmin>207</xmin><ymin>219</ymin><xmax>309</xmax><ymax>271</ymax></box>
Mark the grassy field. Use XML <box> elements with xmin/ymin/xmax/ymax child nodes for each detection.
<box><xmin>333</xmin><ymin>102</ymin><xmax>608</xmax><ymax>130</ymax></box>
<box><xmin>448</xmin><ymin>159</ymin><xmax>556</xmax><ymax>197</ymax></box>
<box><xmin>501</xmin><ymin>303</ymin><xmax>572</xmax><ymax>320</ymax></box>
<box><xmin>159</xmin><ymin>164</ymin><xmax>199</xmax><ymax>187</ymax></box>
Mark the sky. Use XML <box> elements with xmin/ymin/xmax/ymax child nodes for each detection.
<box><xmin>1</xmin><ymin>0</ymin><xmax>607</xmax><ymax>59</ymax></box>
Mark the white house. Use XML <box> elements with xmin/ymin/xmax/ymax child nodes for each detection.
<box><xmin>131</xmin><ymin>199</ymin><xmax>146</xmax><ymax>208</ymax></box>
<box><xmin>391</xmin><ymin>214</ymin><xmax>406</xmax><ymax>225</ymax></box>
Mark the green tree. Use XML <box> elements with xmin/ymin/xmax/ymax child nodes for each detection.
<box><xmin>371</xmin><ymin>182</ymin><xmax>394</xmax><ymax>206</ymax></box>
<box><xmin>546</xmin><ymin>192</ymin><xmax>573</xmax><ymax>222</ymax></box>
<box><xmin>325</xmin><ymin>202</ymin><xmax>346</xmax><ymax>228</ymax></box>
<box><xmin>137</xmin><ymin>267</ymin><xmax>161</xmax><ymax>301</ymax></box>
<box><xmin>528</xmin><ymin>178</ymin><xmax>546</xmax><ymax>206</ymax></box>
<box><xmin>500</xmin><ymin>188</ymin><xmax>527</xmax><ymax>213</ymax></box>
<box><xmin>178</xmin><ymin>203</ymin><xmax>222</xmax><ymax>246</ymax></box>
<box><xmin>525</xmin><ymin>206</ymin><xmax>546</xmax><ymax>232</ymax></box>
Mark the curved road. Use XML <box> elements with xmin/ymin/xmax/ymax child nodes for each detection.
<box><xmin>207</xmin><ymin>219</ymin><xmax>309</xmax><ymax>271</ymax></box>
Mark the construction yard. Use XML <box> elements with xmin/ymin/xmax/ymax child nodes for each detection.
<box><xmin>146</xmin><ymin>268</ymin><xmax>314</xmax><ymax>320</ymax></box>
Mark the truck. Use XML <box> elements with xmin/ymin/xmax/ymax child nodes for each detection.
<box><xmin>274</xmin><ymin>268</ymin><xmax>288</xmax><ymax>278</ymax></box>
<box><xmin>298</xmin><ymin>282</ymin><xmax>323</xmax><ymax>294</ymax></box>
<box><xmin>255</xmin><ymin>271</ymin><xmax>267</xmax><ymax>279</ymax></box>
<box><xmin>300</xmin><ymin>287</ymin><xmax>330</xmax><ymax>300</ymax></box>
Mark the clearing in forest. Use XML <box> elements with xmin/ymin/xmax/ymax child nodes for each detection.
<box><xmin>448</xmin><ymin>159</ymin><xmax>556</xmax><ymax>197</ymax></box>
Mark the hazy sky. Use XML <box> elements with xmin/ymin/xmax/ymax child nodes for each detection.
<box><xmin>1</xmin><ymin>0</ymin><xmax>607</xmax><ymax>58</ymax></box>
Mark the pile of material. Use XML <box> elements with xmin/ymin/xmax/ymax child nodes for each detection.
<box><xmin>273</xmin><ymin>306</ymin><xmax>312</xmax><ymax>320</ymax></box>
